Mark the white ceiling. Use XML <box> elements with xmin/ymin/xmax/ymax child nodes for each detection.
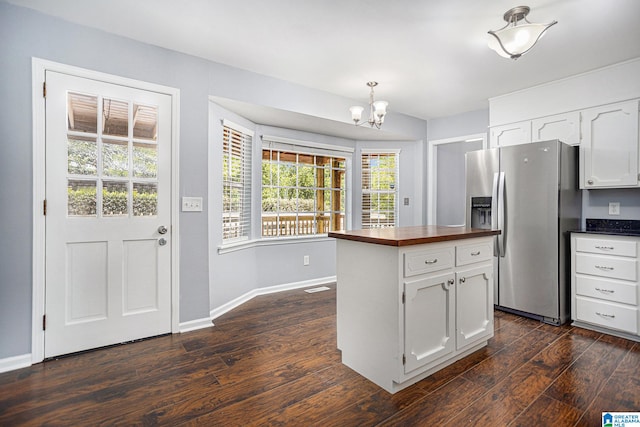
<box><xmin>7</xmin><ymin>0</ymin><xmax>640</xmax><ymax>124</ymax></box>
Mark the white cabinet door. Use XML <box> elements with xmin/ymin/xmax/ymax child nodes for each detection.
<box><xmin>404</xmin><ymin>272</ymin><xmax>455</xmax><ymax>374</ymax></box>
<box><xmin>532</xmin><ymin>112</ymin><xmax>581</xmax><ymax>146</ymax></box>
<box><xmin>581</xmin><ymin>100</ymin><xmax>639</xmax><ymax>188</ymax></box>
<box><xmin>456</xmin><ymin>264</ymin><xmax>493</xmax><ymax>350</ymax></box>
<box><xmin>490</xmin><ymin>121</ymin><xmax>531</xmax><ymax>148</ymax></box>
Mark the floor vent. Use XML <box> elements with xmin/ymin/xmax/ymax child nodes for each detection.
<box><xmin>304</xmin><ymin>286</ymin><xmax>330</xmax><ymax>294</ymax></box>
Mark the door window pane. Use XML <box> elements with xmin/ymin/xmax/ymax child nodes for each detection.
<box><xmin>68</xmin><ymin>136</ymin><xmax>97</xmax><ymax>176</ymax></box>
<box><xmin>133</xmin><ymin>182</ymin><xmax>157</xmax><ymax>217</ymax></box>
<box><xmin>133</xmin><ymin>104</ymin><xmax>157</xmax><ymax>140</ymax></box>
<box><xmin>102</xmin><ymin>181</ymin><xmax>128</xmax><ymax>216</ymax></box>
<box><xmin>68</xmin><ymin>180</ymin><xmax>97</xmax><ymax>217</ymax></box>
<box><xmin>102</xmin><ymin>139</ymin><xmax>129</xmax><ymax>177</ymax></box>
<box><xmin>133</xmin><ymin>142</ymin><xmax>157</xmax><ymax>178</ymax></box>
<box><xmin>68</xmin><ymin>92</ymin><xmax>98</xmax><ymax>133</ymax></box>
<box><xmin>102</xmin><ymin>98</ymin><xmax>128</xmax><ymax>137</ymax></box>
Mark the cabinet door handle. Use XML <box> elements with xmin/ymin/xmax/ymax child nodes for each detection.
<box><xmin>587</xmin><ymin>179</ymin><xmax>594</xmax><ymax>185</ymax></box>
<box><xmin>595</xmin><ymin>265</ymin><xmax>614</xmax><ymax>271</ymax></box>
<box><xmin>447</xmin><ymin>279</ymin><xmax>454</xmax><ymax>286</ymax></box>
<box><xmin>595</xmin><ymin>246</ymin><xmax>614</xmax><ymax>250</ymax></box>
<box><xmin>471</xmin><ymin>251</ymin><xmax>481</xmax><ymax>256</ymax></box>
<box><xmin>596</xmin><ymin>312</ymin><xmax>615</xmax><ymax>319</ymax></box>
<box><xmin>595</xmin><ymin>287</ymin><xmax>615</xmax><ymax>294</ymax></box>
<box><xmin>459</xmin><ymin>277</ymin><xmax>466</xmax><ymax>283</ymax></box>
<box><xmin>425</xmin><ymin>259</ymin><xmax>438</xmax><ymax>265</ymax></box>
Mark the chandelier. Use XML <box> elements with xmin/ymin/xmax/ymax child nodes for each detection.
<box><xmin>488</xmin><ymin>6</ymin><xmax>557</xmax><ymax>59</ymax></box>
<box><xmin>349</xmin><ymin>82</ymin><xmax>388</xmax><ymax>129</ymax></box>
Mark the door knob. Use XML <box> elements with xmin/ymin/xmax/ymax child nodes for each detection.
<box><xmin>158</xmin><ymin>225</ymin><xmax>168</xmax><ymax>234</ymax></box>
<box><xmin>158</xmin><ymin>238</ymin><xmax>167</xmax><ymax>246</ymax></box>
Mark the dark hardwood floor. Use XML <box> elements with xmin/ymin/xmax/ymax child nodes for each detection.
<box><xmin>1</xmin><ymin>283</ymin><xmax>639</xmax><ymax>426</ymax></box>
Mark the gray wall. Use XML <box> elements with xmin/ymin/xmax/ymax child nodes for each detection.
<box><xmin>0</xmin><ymin>3</ymin><xmax>428</xmax><ymax>360</ymax></box>
<box><xmin>581</xmin><ymin>188</ymin><xmax>640</xmax><ymax>226</ymax></box>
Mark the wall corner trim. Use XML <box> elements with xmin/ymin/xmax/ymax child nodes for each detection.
<box><xmin>210</xmin><ymin>276</ymin><xmax>336</xmax><ymax>321</ymax></box>
<box><xmin>0</xmin><ymin>353</ymin><xmax>32</xmax><ymax>374</ymax></box>
<box><xmin>179</xmin><ymin>318</ymin><xmax>215</xmax><ymax>333</ymax></box>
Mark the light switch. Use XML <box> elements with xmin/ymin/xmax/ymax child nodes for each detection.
<box><xmin>182</xmin><ymin>197</ymin><xmax>203</xmax><ymax>212</ymax></box>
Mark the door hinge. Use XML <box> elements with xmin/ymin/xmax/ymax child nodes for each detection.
<box><xmin>43</xmin><ymin>82</ymin><xmax>46</xmax><ymax>98</ymax></box>
<box><xmin>402</xmin><ymin>354</ymin><xmax>406</xmax><ymax>365</ymax></box>
<box><xmin>42</xmin><ymin>314</ymin><xmax>46</xmax><ymax>331</ymax></box>
<box><xmin>43</xmin><ymin>199</ymin><xmax>47</xmax><ymax>216</ymax></box>
<box><xmin>402</xmin><ymin>291</ymin><xmax>405</xmax><ymax>304</ymax></box>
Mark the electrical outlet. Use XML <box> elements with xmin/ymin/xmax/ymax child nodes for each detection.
<box><xmin>182</xmin><ymin>197</ymin><xmax>203</xmax><ymax>212</ymax></box>
<box><xmin>404</xmin><ymin>197</ymin><xmax>410</xmax><ymax>206</ymax></box>
<box><xmin>303</xmin><ymin>255</ymin><xmax>310</xmax><ymax>266</ymax></box>
<box><xmin>609</xmin><ymin>202</ymin><xmax>620</xmax><ymax>215</ymax></box>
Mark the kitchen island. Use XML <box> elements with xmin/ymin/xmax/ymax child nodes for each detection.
<box><xmin>329</xmin><ymin>226</ymin><xmax>500</xmax><ymax>393</ymax></box>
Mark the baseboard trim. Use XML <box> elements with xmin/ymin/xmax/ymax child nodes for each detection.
<box><xmin>179</xmin><ymin>317</ymin><xmax>214</xmax><ymax>333</ymax></box>
<box><xmin>0</xmin><ymin>353</ymin><xmax>32</xmax><ymax>374</ymax></box>
<box><xmin>210</xmin><ymin>276</ymin><xmax>336</xmax><ymax>321</ymax></box>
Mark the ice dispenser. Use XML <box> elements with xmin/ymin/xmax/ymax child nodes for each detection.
<box><xmin>470</xmin><ymin>197</ymin><xmax>492</xmax><ymax>229</ymax></box>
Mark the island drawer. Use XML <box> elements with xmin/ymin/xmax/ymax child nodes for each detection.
<box><xmin>575</xmin><ymin>253</ymin><xmax>637</xmax><ymax>281</ymax></box>
<box><xmin>575</xmin><ymin>275</ymin><xmax>637</xmax><ymax>305</ymax></box>
<box><xmin>456</xmin><ymin>241</ymin><xmax>493</xmax><ymax>266</ymax></box>
<box><xmin>404</xmin><ymin>247</ymin><xmax>454</xmax><ymax>277</ymax></box>
<box><xmin>575</xmin><ymin>296</ymin><xmax>638</xmax><ymax>334</ymax></box>
<box><xmin>575</xmin><ymin>237</ymin><xmax>637</xmax><ymax>257</ymax></box>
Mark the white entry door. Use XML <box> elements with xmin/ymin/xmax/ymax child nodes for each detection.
<box><xmin>44</xmin><ymin>71</ymin><xmax>172</xmax><ymax>358</ymax></box>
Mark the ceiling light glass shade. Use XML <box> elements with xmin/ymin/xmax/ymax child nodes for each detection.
<box><xmin>488</xmin><ymin>6</ymin><xmax>557</xmax><ymax>59</ymax></box>
<box><xmin>349</xmin><ymin>105</ymin><xmax>364</xmax><ymax>123</ymax></box>
<box><xmin>373</xmin><ymin>100</ymin><xmax>388</xmax><ymax>119</ymax></box>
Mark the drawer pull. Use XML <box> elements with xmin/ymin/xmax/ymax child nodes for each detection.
<box><xmin>425</xmin><ymin>259</ymin><xmax>438</xmax><ymax>265</ymax></box>
<box><xmin>470</xmin><ymin>251</ymin><xmax>481</xmax><ymax>256</ymax></box>
<box><xmin>595</xmin><ymin>245</ymin><xmax>614</xmax><ymax>250</ymax></box>
<box><xmin>595</xmin><ymin>288</ymin><xmax>615</xmax><ymax>294</ymax></box>
<box><xmin>595</xmin><ymin>265</ymin><xmax>614</xmax><ymax>271</ymax></box>
<box><xmin>596</xmin><ymin>312</ymin><xmax>616</xmax><ymax>319</ymax></box>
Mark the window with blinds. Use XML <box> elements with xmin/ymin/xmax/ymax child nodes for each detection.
<box><xmin>361</xmin><ymin>151</ymin><xmax>398</xmax><ymax>228</ymax></box>
<box><xmin>222</xmin><ymin>122</ymin><xmax>252</xmax><ymax>241</ymax></box>
<box><xmin>261</xmin><ymin>141</ymin><xmax>347</xmax><ymax>238</ymax></box>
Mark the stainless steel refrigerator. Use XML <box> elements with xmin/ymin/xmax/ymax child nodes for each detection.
<box><xmin>465</xmin><ymin>140</ymin><xmax>581</xmax><ymax>325</ymax></box>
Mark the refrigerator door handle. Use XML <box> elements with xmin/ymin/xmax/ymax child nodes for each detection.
<box><xmin>497</xmin><ymin>172</ymin><xmax>506</xmax><ymax>257</ymax></box>
<box><xmin>491</xmin><ymin>172</ymin><xmax>499</xmax><ymax>256</ymax></box>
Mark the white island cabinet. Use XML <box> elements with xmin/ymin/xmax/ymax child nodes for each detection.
<box><xmin>329</xmin><ymin>226</ymin><xmax>499</xmax><ymax>394</ymax></box>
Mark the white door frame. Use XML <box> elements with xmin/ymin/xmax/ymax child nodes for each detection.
<box><xmin>426</xmin><ymin>133</ymin><xmax>487</xmax><ymax>225</ymax></box>
<box><xmin>31</xmin><ymin>58</ymin><xmax>181</xmax><ymax>363</ymax></box>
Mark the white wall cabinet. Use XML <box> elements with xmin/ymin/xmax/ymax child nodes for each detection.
<box><xmin>532</xmin><ymin>111</ymin><xmax>580</xmax><ymax>146</ymax></box>
<box><xmin>490</xmin><ymin>111</ymin><xmax>581</xmax><ymax>148</ymax></box>
<box><xmin>489</xmin><ymin>121</ymin><xmax>531</xmax><ymax>148</ymax></box>
<box><xmin>571</xmin><ymin>233</ymin><xmax>640</xmax><ymax>341</ymax></box>
<box><xmin>580</xmin><ymin>100</ymin><xmax>640</xmax><ymax>189</ymax></box>
<box><xmin>336</xmin><ymin>236</ymin><xmax>494</xmax><ymax>393</ymax></box>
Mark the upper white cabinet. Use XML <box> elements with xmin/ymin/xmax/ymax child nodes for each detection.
<box><xmin>490</xmin><ymin>121</ymin><xmax>531</xmax><ymax>148</ymax></box>
<box><xmin>532</xmin><ymin>111</ymin><xmax>580</xmax><ymax>146</ymax></box>
<box><xmin>580</xmin><ymin>100</ymin><xmax>640</xmax><ymax>189</ymax></box>
<box><xmin>490</xmin><ymin>111</ymin><xmax>580</xmax><ymax>148</ymax></box>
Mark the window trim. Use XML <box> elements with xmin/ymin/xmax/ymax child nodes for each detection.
<box><xmin>260</xmin><ymin>135</ymin><xmax>352</xmax><ymax>239</ymax></box>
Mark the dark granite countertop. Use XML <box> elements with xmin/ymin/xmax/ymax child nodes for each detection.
<box><xmin>571</xmin><ymin>218</ymin><xmax>640</xmax><ymax>237</ymax></box>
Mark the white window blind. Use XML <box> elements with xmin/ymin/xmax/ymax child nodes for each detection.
<box><xmin>222</xmin><ymin>121</ymin><xmax>252</xmax><ymax>241</ymax></box>
<box><xmin>361</xmin><ymin>151</ymin><xmax>398</xmax><ymax>228</ymax></box>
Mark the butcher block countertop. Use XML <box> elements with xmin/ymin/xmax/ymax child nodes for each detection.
<box><xmin>328</xmin><ymin>225</ymin><xmax>500</xmax><ymax>247</ymax></box>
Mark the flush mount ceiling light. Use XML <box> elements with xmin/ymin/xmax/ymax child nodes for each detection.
<box><xmin>349</xmin><ymin>81</ymin><xmax>388</xmax><ymax>129</ymax></box>
<box><xmin>488</xmin><ymin>6</ymin><xmax>557</xmax><ymax>59</ymax></box>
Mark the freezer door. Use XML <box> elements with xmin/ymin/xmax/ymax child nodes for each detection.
<box><xmin>465</xmin><ymin>148</ymin><xmax>499</xmax><ymax>227</ymax></box>
<box><xmin>499</xmin><ymin>141</ymin><xmax>560</xmax><ymax>320</ymax></box>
